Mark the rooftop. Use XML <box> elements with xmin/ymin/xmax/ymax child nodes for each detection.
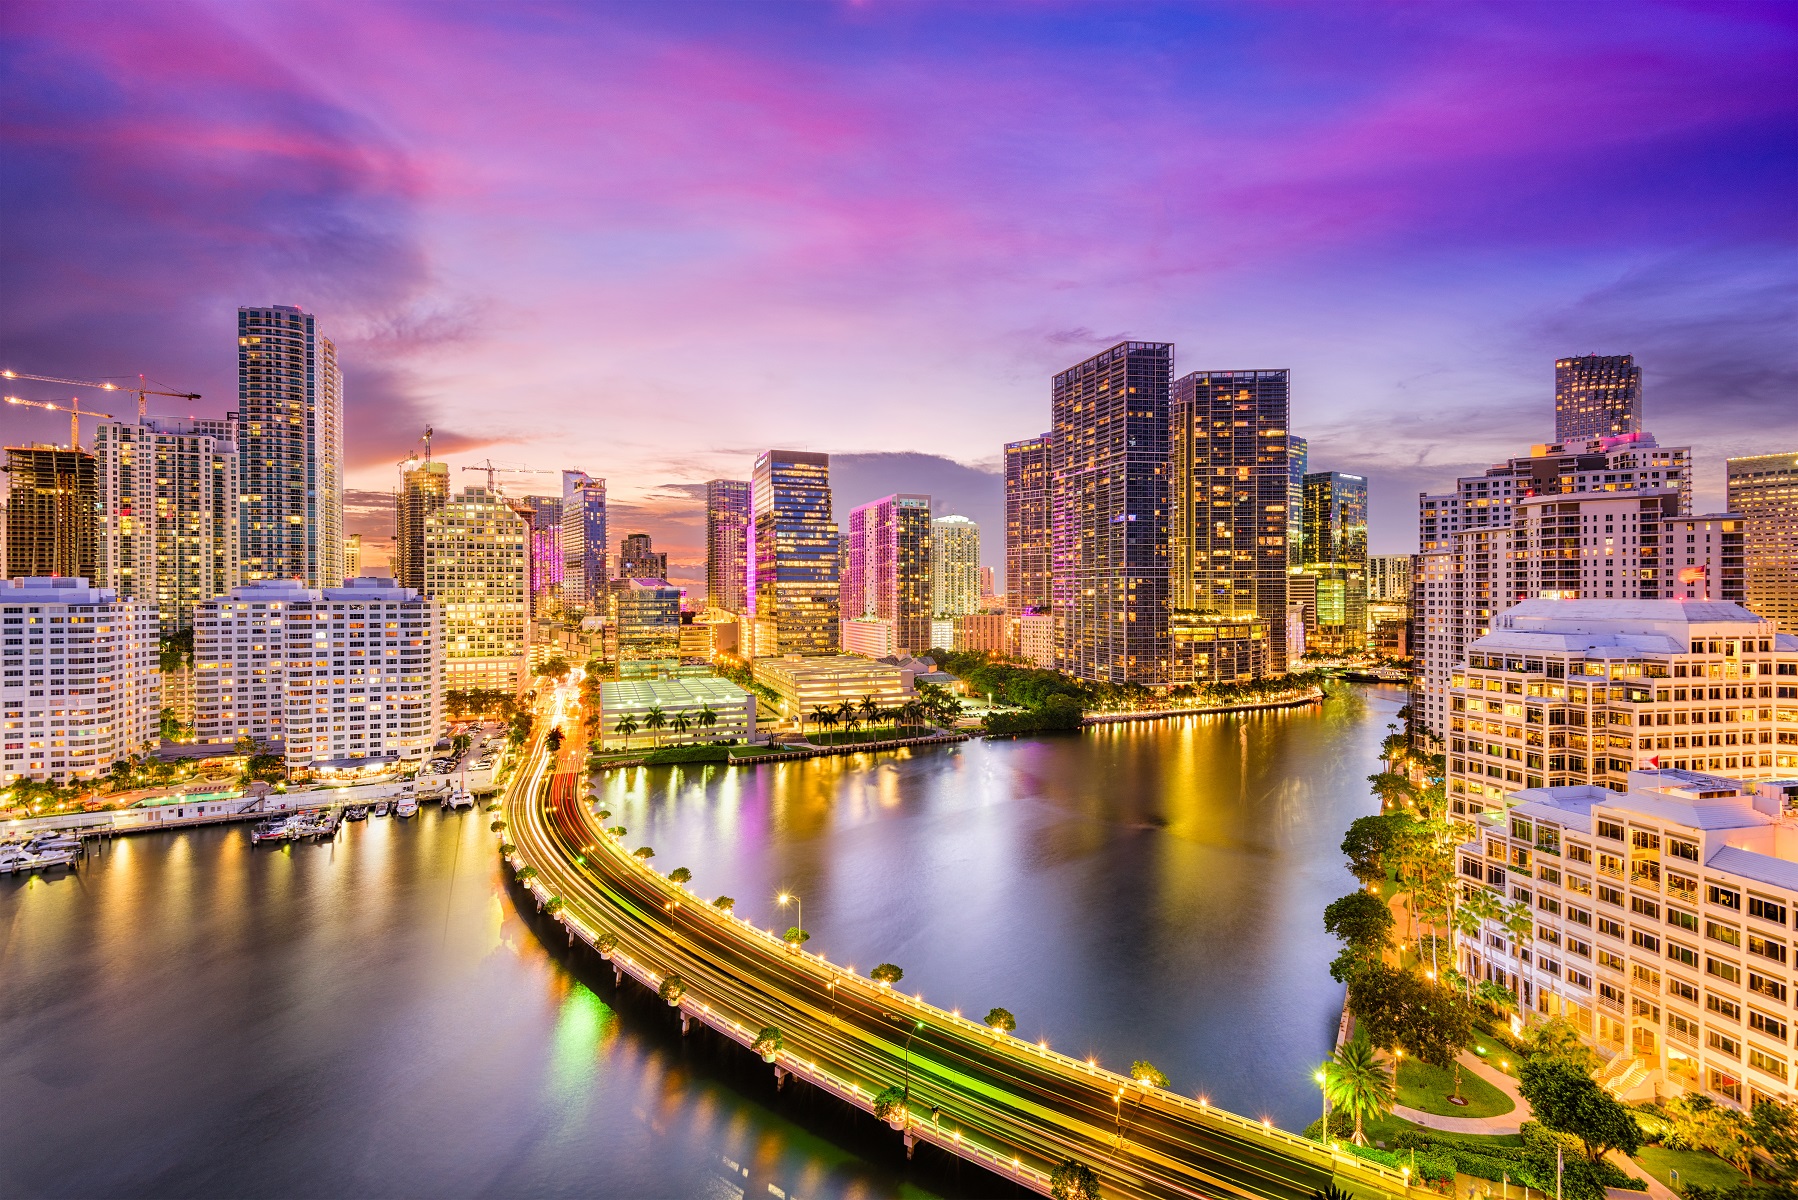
<box><xmin>598</xmin><ymin>675</ymin><xmax>751</xmax><ymax>709</ymax></box>
<box><xmin>1472</xmin><ymin>597</ymin><xmax>1781</xmax><ymax>656</ymax></box>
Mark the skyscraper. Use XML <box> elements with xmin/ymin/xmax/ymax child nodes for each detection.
<box><xmin>1554</xmin><ymin>353</ymin><xmax>1642</xmax><ymax>442</ymax></box>
<box><xmin>1003</xmin><ymin>434</ymin><xmax>1052</xmax><ymax>615</ymax></box>
<box><xmin>343</xmin><ymin>534</ymin><xmax>362</xmax><ymax>578</ymax></box>
<box><xmin>931</xmin><ymin>514</ymin><xmax>980</xmax><ymax>620</ymax></box>
<box><xmin>1050</xmin><ymin>341</ymin><xmax>1172</xmax><ymax>684</ymax></box>
<box><xmin>426</xmin><ymin>487</ymin><xmax>529</xmax><ymax>694</ymax></box>
<box><xmin>4</xmin><ymin>446</ymin><xmax>97</xmax><ymax>582</ymax></box>
<box><xmin>515</xmin><ymin>494</ymin><xmax>563</xmax><ymax>614</ymax></box>
<box><xmin>236</xmin><ymin>305</ymin><xmax>343</xmax><ymax>586</ymax></box>
<box><xmin>842</xmin><ymin>494</ymin><xmax>933</xmax><ymax>655</ymax></box>
<box><xmin>93</xmin><ymin>416</ymin><xmax>239</xmax><ymax>634</ymax></box>
<box><xmin>1287</xmin><ymin>435</ymin><xmax>1308</xmax><ymax>568</ymax></box>
<box><xmin>619</xmin><ymin>532</ymin><xmax>666</xmax><ymax>579</ymax></box>
<box><xmin>1167</xmin><ymin>370</ymin><xmax>1290</xmax><ymax>680</ymax></box>
<box><xmin>394</xmin><ymin>460</ymin><xmax>450</xmax><ymax>592</ymax></box>
<box><xmin>1727</xmin><ymin>451</ymin><xmax>1798</xmax><ymax>634</ymax></box>
<box><xmin>1299</xmin><ymin>471</ymin><xmax>1369</xmax><ymax>654</ymax></box>
<box><xmin>751</xmin><ymin>449</ymin><xmax>838</xmax><ymax>657</ymax></box>
<box><xmin>705</xmin><ymin>478</ymin><xmax>751</xmax><ymax>614</ymax></box>
<box><xmin>560</xmin><ymin>470</ymin><xmax>607</xmax><ymax>615</ymax></box>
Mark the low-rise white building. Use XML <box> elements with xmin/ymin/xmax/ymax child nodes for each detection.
<box><xmin>753</xmin><ymin>654</ymin><xmax>914</xmax><ymax>722</ymax></box>
<box><xmin>841</xmin><ymin>617</ymin><xmax>897</xmax><ymax>659</ymax></box>
<box><xmin>1460</xmin><ymin>767</ymin><xmax>1798</xmax><ymax>1110</ymax></box>
<box><xmin>596</xmin><ymin>674</ymin><xmax>754</xmax><ymax>749</ymax></box>
<box><xmin>194</xmin><ymin>578</ymin><xmax>444</xmax><ymax>770</ymax></box>
<box><xmin>1</xmin><ymin>577</ymin><xmax>161</xmax><ymax>784</ymax></box>
<box><xmin>1016</xmin><ymin>612</ymin><xmax>1055</xmax><ymax>669</ymax></box>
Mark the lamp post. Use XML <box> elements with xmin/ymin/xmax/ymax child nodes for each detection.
<box><xmin>777</xmin><ymin>891</ymin><xmax>801</xmax><ymax>942</ymax></box>
<box><xmin>884</xmin><ymin>1013</ymin><xmax>922</xmax><ymax>1102</ymax></box>
<box><xmin>1314</xmin><ymin>1066</ymin><xmax>1330</xmax><ymax>1135</ymax></box>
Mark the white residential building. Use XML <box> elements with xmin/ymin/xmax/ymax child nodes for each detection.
<box><xmin>931</xmin><ymin>515</ymin><xmax>980</xmax><ymax>619</ymax></box>
<box><xmin>1459</xmin><ymin>768</ymin><xmax>1798</xmax><ymax>1110</ymax></box>
<box><xmin>425</xmin><ymin>487</ymin><xmax>529</xmax><ymax>694</ymax></box>
<box><xmin>1446</xmin><ymin>598</ymin><xmax>1797</xmax><ymax>818</ymax></box>
<box><xmin>0</xmin><ymin>577</ymin><xmax>161</xmax><ymax>784</ymax></box>
<box><xmin>93</xmin><ymin>416</ymin><xmax>239</xmax><ymax>635</ymax></box>
<box><xmin>194</xmin><ymin>578</ymin><xmax>443</xmax><ymax>770</ymax></box>
<box><xmin>1017</xmin><ymin>611</ymin><xmax>1055</xmax><ymax>669</ymax></box>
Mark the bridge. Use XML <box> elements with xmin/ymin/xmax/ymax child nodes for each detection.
<box><xmin>501</xmin><ymin>682</ymin><xmax>1414</xmax><ymax>1200</ymax></box>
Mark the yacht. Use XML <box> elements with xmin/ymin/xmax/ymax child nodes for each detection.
<box><xmin>345</xmin><ymin>804</ymin><xmax>370</xmax><ymax>821</ymax></box>
<box><xmin>372</xmin><ymin>800</ymin><xmax>391</xmax><ymax>817</ymax></box>
<box><xmin>251</xmin><ymin>815</ymin><xmax>299</xmax><ymax>844</ymax></box>
<box><xmin>394</xmin><ymin>794</ymin><xmax>419</xmax><ymax>818</ymax></box>
<box><xmin>443</xmin><ymin>787</ymin><xmax>474</xmax><ymax>810</ymax></box>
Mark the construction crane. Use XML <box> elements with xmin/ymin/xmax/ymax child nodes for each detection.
<box><xmin>460</xmin><ymin>459</ymin><xmax>552</xmax><ymax>494</ymax></box>
<box><xmin>0</xmin><ymin>369</ymin><xmax>200</xmax><ymax>420</ymax></box>
<box><xmin>3</xmin><ymin>395</ymin><xmax>116</xmax><ymax>450</ymax></box>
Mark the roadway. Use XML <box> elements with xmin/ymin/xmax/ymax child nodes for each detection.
<box><xmin>503</xmin><ymin>676</ymin><xmax>1410</xmax><ymax>1200</ymax></box>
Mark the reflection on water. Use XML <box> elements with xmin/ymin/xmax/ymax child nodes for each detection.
<box><xmin>0</xmin><ymin>684</ymin><xmax>1395</xmax><ymax>1198</ymax></box>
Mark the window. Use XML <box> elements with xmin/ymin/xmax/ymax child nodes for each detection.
<box><xmin>1598</xmin><ymin>948</ymin><xmax>1625</xmax><ymax>973</ymax></box>
<box><xmin>1668</xmin><ymin>838</ymin><xmax>1700</xmax><ymax>862</ymax></box>
<box><xmin>1749</xmin><ymin>972</ymin><xmax>1789</xmax><ymax>1003</ymax></box>
<box><xmin>1711</xmin><ymin>885</ymin><xmax>1742</xmax><ymax>910</ymax></box>
<box><xmin>1709</xmin><ymin>992</ymin><xmax>1742</xmax><ymax>1021</ymax></box>
<box><xmin>1567</xmin><ymin>936</ymin><xmax>1592</xmax><ymax>959</ymax></box>
<box><xmin>1566</xmin><ymin>844</ymin><xmax>1593</xmax><ymax>865</ymax></box>
<box><xmin>1749</xmin><ymin>934</ymin><xmax>1788</xmax><ymax>965</ymax></box>
<box><xmin>1709</xmin><ymin>1069</ymin><xmax>1743</xmax><ymax>1103</ymax></box>
<box><xmin>1598</xmin><ymin>819</ymin><xmax>1625</xmax><ymax>841</ymax></box>
<box><xmin>1751</xmin><ymin>1010</ymin><xmax>1788</xmax><ymax>1042</ymax></box>
<box><xmin>1567</xmin><ymin>968</ymin><xmax>1592</xmax><ymax>990</ymax></box>
<box><xmin>1599</xmin><ymin>916</ymin><xmax>1625</xmax><ymax>940</ymax></box>
<box><xmin>1632</xmin><ymin>896</ymin><xmax>1661</xmax><ymax>920</ymax></box>
<box><xmin>1708</xmin><ymin>957</ymin><xmax>1743</xmax><ymax>985</ymax></box>
<box><xmin>1669</xmin><ymin>1011</ymin><xmax>1701</xmax><ymax>1045</ymax></box>
<box><xmin>1709</xmin><ymin>1030</ymin><xmax>1743</xmax><ymax>1059</ymax></box>
<box><xmin>1668</xmin><ymin>976</ymin><xmax>1699</xmax><ymax>1003</ymax></box>
<box><xmin>1599</xmin><ymin>884</ymin><xmax>1625</xmax><ymax>907</ymax></box>
<box><xmin>1708</xmin><ymin>922</ymin><xmax>1743</xmax><ymax>948</ymax></box>
<box><xmin>1567</xmin><ymin>874</ymin><xmax>1593</xmax><ymax>896</ymax></box>
<box><xmin>1632</xmin><ymin>930</ymin><xmax>1661</xmax><ymax>954</ymax></box>
<box><xmin>1568</xmin><ymin>906</ymin><xmax>1593</xmax><ymax>927</ymax></box>
<box><xmin>1750</xmin><ymin>1048</ymin><xmax>1789</xmax><ymax>1082</ymax></box>
<box><xmin>1750</xmin><ymin>897</ymin><xmax>1787</xmax><ymax>926</ymax></box>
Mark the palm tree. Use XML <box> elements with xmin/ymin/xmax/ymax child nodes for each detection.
<box><xmin>697</xmin><ymin>704</ymin><xmax>718</xmax><ymax>741</ymax></box>
<box><xmin>817</xmin><ymin>709</ymin><xmax>839</xmax><ymax>739</ymax></box>
<box><xmin>670</xmin><ymin>712</ymin><xmax>692</xmax><ymax>741</ymax></box>
<box><xmin>1321</xmin><ymin>1037</ymin><xmax>1395</xmax><ymax>1145</ymax></box>
<box><xmin>858</xmin><ymin>694</ymin><xmax>880</xmax><ymax>730</ymax></box>
<box><xmin>613</xmin><ymin>714</ymin><xmax>639</xmax><ymax>749</ymax></box>
<box><xmin>835</xmin><ymin>699</ymin><xmax>855</xmax><ymax>735</ymax></box>
<box><xmin>643</xmin><ymin>705</ymin><xmax>667</xmax><ymax>747</ymax></box>
<box><xmin>810</xmin><ymin>706</ymin><xmax>833</xmax><ymax>741</ymax></box>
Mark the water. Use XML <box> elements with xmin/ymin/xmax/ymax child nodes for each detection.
<box><xmin>0</xmin><ymin>683</ymin><xmax>1397</xmax><ymax>1198</ymax></box>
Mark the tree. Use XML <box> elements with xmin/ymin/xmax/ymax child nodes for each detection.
<box><xmin>784</xmin><ymin>926</ymin><xmax>810</xmax><ymax>946</ymax></box>
<box><xmin>1048</xmin><ymin>1159</ymin><xmax>1100</xmax><ymax>1200</ymax></box>
<box><xmin>752</xmin><ymin>1026</ymin><xmax>783</xmax><ymax>1060</ymax></box>
<box><xmin>643</xmin><ymin>706</ymin><xmax>667</xmax><ymax>747</ymax></box>
<box><xmin>1321</xmin><ymin>1036</ymin><xmax>1395</xmax><ymax>1145</ymax></box>
<box><xmin>1323</xmin><ymin>891</ymin><xmax>1395</xmax><ymax>982</ymax></box>
<box><xmin>452</xmin><ymin>733</ymin><xmax>472</xmax><ymax>757</ymax></box>
<box><xmin>1523</xmin><ymin>1015</ymin><xmax>1600</xmax><ymax>1074</ymax></box>
<box><xmin>613</xmin><ymin>715</ymin><xmax>638</xmax><ymax>748</ymax></box>
<box><xmin>668</xmin><ymin>867</ymin><xmax>692</xmax><ymax>885</ymax></box>
<box><xmin>1340</xmin><ymin>813</ymin><xmax>1411</xmax><ymax>887</ymax></box>
<box><xmin>808</xmin><ymin>705</ymin><xmax>832</xmax><ymax>737</ymax></box>
<box><xmin>632</xmin><ymin>846</ymin><xmax>655</xmax><ymax>861</ymax></box>
<box><xmin>873</xmin><ymin>1083</ymin><xmax>908</xmax><ymax>1123</ymax></box>
<box><xmin>1130</xmin><ymin>1060</ymin><xmax>1170</xmax><ymax>1089</ymax></box>
<box><xmin>1751</xmin><ymin>1097</ymin><xmax>1798</xmax><ymax>1184</ymax></box>
<box><xmin>858</xmin><ymin>694</ymin><xmax>880</xmax><ymax>729</ymax></box>
<box><xmin>712</xmin><ymin>895</ymin><xmax>735</xmax><ymax>912</ymax></box>
<box><xmin>545</xmin><ymin>727</ymin><xmax>565</xmax><ymax>753</ymax></box>
<box><xmin>870</xmin><ymin>963</ymin><xmax>903</xmax><ymax>986</ymax></box>
<box><xmin>1368</xmin><ymin>770</ymin><xmax>1418</xmax><ymax>808</ymax></box>
<box><xmin>670</xmin><ymin>712</ymin><xmax>692</xmax><ymax>739</ymax></box>
<box><xmin>697</xmin><ymin>704</ymin><xmax>718</xmax><ymax>737</ymax></box>
<box><xmin>658</xmin><ymin>973</ymin><xmax>687</xmax><ymax>1005</ymax></box>
<box><xmin>1518</xmin><ymin>1056</ymin><xmax>1641</xmax><ymax>1163</ymax></box>
<box><xmin>984</xmin><ymin>1007</ymin><xmax>1016</xmax><ymax>1034</ymax></box>
<box><xmin>1346</xmin><ymin>963</ymin><xmax>1473</xmax><ymax>1067</ymax></box>
<box><xmin>541</xmin><ymin>654</ymin><xmax>570</xmax><ymax>680</ymax></box>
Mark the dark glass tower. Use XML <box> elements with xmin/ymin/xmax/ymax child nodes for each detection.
<box><xmin>1300</xmin><ymin>470</ymin><xmax>1369</xmax><ymax>654</ymax></box>
<box><xmin>751</xmin><ymin>450</ymin><xmax>839</xmax><ymax>656</ymax></box>
<box><xmin>1004</xmin><ymin>434</ymin><xmax>1051</xmax><ymax>615</ymax></box>
<box><xmin>1050</xmin><ymin>341</ymin><xmax>1171</xmax><ymax>684</ymax></box>
<box><xmin>1168</xmin><ymin>370</ymin><xmax>1291</xmax><ymax>679</ymax></box>
<box><xmin>1554</xmin><ymin>354</ymin><xmax>1642</xmax><ymax>442</ymax></box>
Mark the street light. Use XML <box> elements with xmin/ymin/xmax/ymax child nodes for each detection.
<box><xmin>1314</xmin><ymin>1066</ymin><xmax>1330</xmax><ymax>1132</ymax></box>
<box><xmin>777</xmin><ymin>890</ymin><xmax>801</xmax><ymax>942</ymax></box>
<box><xmin>884</xmin><ymin>1013</ymin><xmax>923</xmax><ymax>1105</ymax></box>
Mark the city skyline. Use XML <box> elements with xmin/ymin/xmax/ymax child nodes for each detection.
<box><xmin>4</xmin><ymin>3</ymin><xmax>1794</xmax><ymax>581</ymax></box>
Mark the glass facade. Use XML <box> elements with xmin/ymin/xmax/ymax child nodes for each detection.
<box><xmin>751</xmin><ymin>450</ymin><xmax>839</xmax><ymax>656</ymax></box>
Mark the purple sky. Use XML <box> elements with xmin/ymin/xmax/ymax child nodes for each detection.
<box><xmin>3</xmin><ymin>1</ymin><xmax>1795</xmax><ymax>587</ymax></box>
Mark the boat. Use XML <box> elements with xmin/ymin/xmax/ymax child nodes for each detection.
<box><xmin>394</xmin><ymin>794</ymin><xmax>419</xmax><ymax>818</ymax></box>
<box><xmin>296</xmin><ymin>810</ymin><xmax>339</xmax><ymax>840</ymax></box>
<box><xmin>251</xmin><ymin>815</ymin><xmax>299</xmax><ymax>844</ymax></box>
<box><xmin>443</xmin><ymin>787</ymin><xmax>473</xmax><ymax>810</ymax></box>
<box><xmin>345</xmin><ymin>805</ymin><xmax>370</xmax><ymax>821</ymax></box>
<box><xmin>0</xmin><ymin>844</ymin><xmax>33</xmax><ymax>875</ymax></box>
<box><xmin>23</xmin><ymin>833</ymin><xmax>82</xmax><ymax>856</ymax></box>
<box><xmin>373</xmin><ymin>800</ymin><xmax>390</xmax><ymax>817</ymax></box>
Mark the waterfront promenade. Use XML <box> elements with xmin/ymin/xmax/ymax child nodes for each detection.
<box><xmin>504</xmin><ymin>683</ymin><xmax>1414</xmax><ymax>1200</ymax></box>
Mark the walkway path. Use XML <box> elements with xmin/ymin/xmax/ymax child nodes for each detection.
<box><xmin>1393</xmin><ymin>1049</ymin><xmax>1530</xmax><ymax>1135</ymax></box>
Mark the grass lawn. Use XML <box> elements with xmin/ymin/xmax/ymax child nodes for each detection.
<box><xmin>1467</xmin><ymin>1029</ymin><xmax>1522</xmax><ymax>1077</ymax></box>
<box><xmin>1635</xmin><ymin>1144</ymin><xmax>1748</xmax><ymax>1194</ymax></box>
<box><xmin>1396</xmin><ymin>1057</ymin><xmax>1514</xmax><ymax>1118</ymax></box>
<box><xmin>1319</xmin><ymin>1110</ymin><xmax>1524</xmax><ymax>1151</ymax></box>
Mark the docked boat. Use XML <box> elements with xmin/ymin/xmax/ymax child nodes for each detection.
<box><xmin>296</xmin><ymin>810</ymin><xmax>339</xmax><ymax>840</ymax></box>
<box><xmin>23</xmin><ymin>833</ymin><xmax>82</xmax><ymax>857</ymax></box>
<box><xmin>394</xmin><ymin>794</ymin><xmax>419</xmax><ymax>818</ymax></box>
<box><xmin>373</xmin><ymin>800</ymin><xmax>390</xmax><ymax>817</ymax></box>
<box><xmin>345</xmin><ymin>805</ymin><xmax>370</xmax><ymax>821</ymax></box>
<box><xmin>443</xmin><ymin>787</ymin><xmax>473</xmax><ymax>810</ymax></box>
<box><xmin>1</xmin><ymin>843</ymin><xmax>77</xmax><ymax>874</ymax></box>
<box><xmin>250</xmin><ymin>815</ymin><xmax>299</xmax><ymax>844</ymax></box>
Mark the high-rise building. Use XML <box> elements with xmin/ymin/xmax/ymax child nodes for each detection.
<box><xmin>394</xmin><ymin>460</ymin><xmax>450</xmax><ymax>592</ymax></box>
<box><xmin>343</xmin><ymin>534</ymin><xmax>362</xmax><ymax>578</ymax></box>
<box><xmin>751</xmin><ymin>450</ymin><xmax>838</xmax><ymax>657</ymax></box>
<box><xmin>1167</xmin><ymin>369</ymin><xmax>1290</xmax><ymax>681</ymax></box>
<box><xmin>0</xmin><ymin>577</ymin><xmax>160</xmax><ymax>785</ymax></box>
<box><xmin>4</xmin><ymin>446</ymin><xmax>97</xmax><ymax>581</ymax></box>
<box><xmin>978</xmin><ymin>565</ymin><xmax>996</xmax><ymax>603</ymax></box>
<box><xmin>1419</xmin><ymin>434</ymin><xmax>1690</xmax><ymax>553</ymax></box>
<box><xmin>193</xmin><ymin>577</ymin><xmax>442</xmax><ymax>769</ymax></box>
<box><xmin>426</xmin><ymin>487</ymin><xmax>529</xmax><ymax>693</ymax></box>
<box><xmin>1051</xmin><ymin>341</ymin><xmax>1172</xmax><ymax>684</ymax></box>
<box><xmin>610</xmin><ymin>579</ymin><xmax>682</xmax><ymax>665</ymax></box>
<box><xmin>1367</xmin><ymin>554</ymin><xmax>1413</xmax><ymax>604</ymax></box>
<box><xmin>1299</xmin><ymin>471</ymin><xmax>1369</xmax><ymax>655</ymax></box>
<box><xmin>1728</xmin><ymin>452</ymin><xmax>1798</xmax><ymax>634</ymax></box>
<box><xmin>705</xmin><ymin>479</ymin><xmax>751</xmax><ymax>614</ymax></box>
<box><xmin>931</xmin><ymin>514</ymin><xmax>979</xmax><ymax>620</ymax></box>
<box><xmin>1554</xmin><ymin>353</ymin><xmax>1642</xmax><ymax>443</ymax></box>
<box><xmin>843</xmin><ymin>494</ymin><xmax>933</xmax><ymax>655</ymax></box>
<box><xmin>513</xmin><ymin>495</ymin><xmax>563</xmax><ymax>616</ymax></box>
<box><xmin>619</xmin><ymin>532</ymin><xmax>666</xmax><ymax>580</ymax></box>
<box><xmin>560</xmin><ymin>470</ymin><xmax>607</xmax><ymax>615</ymax></box>
<box><xmin>1444</xmin><ymin>599</ymin><xmax>1793</xmax><ymax>818</ymax></box>
<box><xmin>92</xmin><ymin>416</ymin><xmax>239</xmax><ymax>636</ymax></box>
<box><xmin>1367</xmin><ymin>553</ymin><xmax>1414</xmax><ymax>659</ymax></box>
<box><xmin>236</xmin><ymin>305</ymin><xmax>344</xmax><ymax>586</ymax></box>
<box><xmin>1003</xmin><ymin>434</ymin><xmax>1052</xmax><ymax>616</ymax></box>
<box><xmin>1287</xmin><ymin>435</ymin><xmax>1308</xmax><ymax>568</ymax></box>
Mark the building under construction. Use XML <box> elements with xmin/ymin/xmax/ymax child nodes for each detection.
<box><xmin>5</xmin><ymin>445</ymin><xmax>98</xmax><ymax>580</ymax></box>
